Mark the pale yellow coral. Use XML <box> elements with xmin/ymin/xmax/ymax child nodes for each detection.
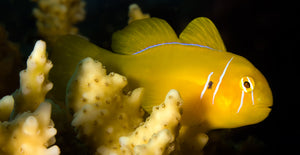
<box><xmin>0</xmin><ymin>95</ymin><xmax>14</xmax><ymax>121</ymax></box>
<box><xmin>119</xmin><ymin>89</ymin><xmax>183</xmax><ymax>154</ymax></box>
<box><xmin>134</xmin><ymin>129</ymin><xmax>174</xmax><ymax>155</ymax></box>
<box><xmin>32</xmin><ymin>0</ymin><xmax>85</xmax><ymax>41</ymax></box>
<box><xmin>176</xmin><ymin>126</ymin><xmax>209</xmax><ymax>154</ymax></box>
<box><xmin>0</xmin><ymin>102</ymin><xmax>60</xmax><ymax>155</ymax></box>
<box><xmin>128</xmin><ymin>4</ymin><xmax>150</xmax><ymax>24</ymax></box>
<box><xmin>67</xmin><ymin>57</ymin><xmax>144</xmax><ymax>153</ymax></box>
<box><xmin>0</xmin><ymin>40</ymin><xmax>60</xmax><ymax>154</ymax></box>
<box><xmin>67</xmin><ymin>57</ymin><xmax>184</xmax><ymax>155</ymax></box>
<box><xmin>12</xmin><ymin>40</ymin><xmax>53</xmax><ymax>115</ymax></box>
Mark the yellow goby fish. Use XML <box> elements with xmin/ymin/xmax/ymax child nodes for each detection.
<box><xmin>51</xmin><ymin>17</ymin><xmax>273</xmax><ymax>129</ymax></box>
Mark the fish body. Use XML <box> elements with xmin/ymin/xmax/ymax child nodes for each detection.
<box><xmin>51</xmin><ymin>17</ymin><xmax>272</xmax><ymax>129</ymax></box>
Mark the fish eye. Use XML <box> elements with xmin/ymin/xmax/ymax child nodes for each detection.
<box><xmin>208</xmin><ymin>81</ymin><xmax>213</xmax><ymax>89</ymax></box>
<box><xmin>240</xmin><ymin>76</ymin><xmax>255</xmax><ymax>92</ymax></box>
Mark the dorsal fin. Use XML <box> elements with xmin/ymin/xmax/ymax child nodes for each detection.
<box><xmin>179</xmin><ymin>17</ymin><xmax>226</xmax><ymax>52</ymax></box>
<box><xmin>112</xmin><ymin>17</ymin><xmax>179</xmax><ymax>55</ymax></box>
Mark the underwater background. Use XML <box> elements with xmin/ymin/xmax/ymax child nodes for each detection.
<box><xmin>0</xmin><ymin>0</ymin><xmax>291</xmax><ymax>154</ymax></box>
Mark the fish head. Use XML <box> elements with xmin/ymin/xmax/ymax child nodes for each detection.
<box><xmin>204</xmin><ymin>55</ymin><xmax>273</xmax><ymax>129</ymax></box>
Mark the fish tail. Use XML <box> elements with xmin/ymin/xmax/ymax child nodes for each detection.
<box><xmin>50</xmin><ymin>35</ymin><xmax>112</xmax><ymax>101</ymax></box>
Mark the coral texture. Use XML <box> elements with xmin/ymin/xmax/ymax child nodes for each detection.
<box><xmin>0</xmin><ymin>95</ymin><xmax>14</xmax><ymax>121</ymax></box>
<box><xmin>12</xmin><ymin>40</ymin><xmax>53</xmax><ymax>115</ymax></box>
<box><xmin>177</xmin><ymin>126</ymin><xmax>209</xmax><ymax>153</ymax></box>
<box><xmin>128</xmin><ymin>4</ymin><xmax>150</xmax><ymax>24</ymax></box>
<box><xmin>0</xmin><ymin>40</ymin><xmax>60</xmax><ymax>154</ymax></box>
<box><xmin>0</xmin><ymin>102</ymin><xmax>59</xmax><ymax>155</ymax></box>
<box><xmin>67</xmin><ymin>57</ymin><xmax>183</xmax><ymax>154</ymax></box>
<box><xmin>67</xmin><ymin>57</ymin><xmax>144</xmax><ymax>153</ymax></box>
<box><xmin>119</xmin><ymin>89</ymin><xmax>183</xmax><ymax>155</ymax></box>
<box><xmin>32</xmin><ymin>0</ymin><xmax>85</xmax><ymax>41</ymax></box>
<box><xmin>133</xmin><ymin>129</ymin><xmax>174</xmax><ymax>155</ymax></box>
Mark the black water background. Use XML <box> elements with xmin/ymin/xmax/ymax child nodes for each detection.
<box><xmin>0</xmin><ymin>0</ymin><xmax>291</xmax><ymax>154</ymax></box>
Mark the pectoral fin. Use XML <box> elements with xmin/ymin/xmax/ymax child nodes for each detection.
<box><xmin>141</xmin><ymin>84</ymin><xmax>170</xmax><ymax>113</ymax></box>
<box><xmin>140</xmin><ymin>78</ymin><xmax>201</xmax><ymax>115</ymax></box>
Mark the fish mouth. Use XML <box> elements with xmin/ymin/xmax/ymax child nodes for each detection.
<box><xmin>254</xmin><ymin>104</ymin><xmax>272</xmax><ymax>113</ymax></box>
<box><xmin>254</xmin><ymin>95</ymin><xmax>273</xmax><ymax>111</ymax></box>
<box><xmin>265</xmin><ymin>106</ymin><xmax>272</xmax><ymax>112</ymax></box>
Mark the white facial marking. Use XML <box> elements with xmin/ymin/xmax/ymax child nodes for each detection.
<box><xmin>212</xmin><ymin>57</ymin><xmax>234</xmax><ymax>104</ymax></box>
<box><xmin>200</xmin><ymin>72</ymin><xmax>214</xmax><ymax>99</ymax></box>
<box><xmin>241</xmin><ymin>78</ymin><xmax>248</xmax><ymax>92</ymax></box>
<box><xmin>246</xmin><ymin>76</ymin><xmax>254</xmax><ymax>90</ymax></box>
<box><xmin>251</xmin><ymin>91</ymin><xmax>255</xmax><ymax>105</ymax></box>
<box><xmin>237</xmin><ymin>90</ymin><xmax>245</xmax><ymax>113</ymax></box>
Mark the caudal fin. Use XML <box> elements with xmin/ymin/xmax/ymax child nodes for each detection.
<box><xmin>50</xmin><ymin>35</ymin><xmax>110</xmax><ymax>101</ymax></box>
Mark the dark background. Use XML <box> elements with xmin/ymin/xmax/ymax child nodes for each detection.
<box><xmin>0</xmin><ymin>0</ymin><xmax>292</xmax><ymax>154</ymax></box>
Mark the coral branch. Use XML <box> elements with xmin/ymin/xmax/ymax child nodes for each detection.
<box><xmin>32</xmin><ymin>0</ymin><xmax>86</xmax><ymax>41</ymax></box>
<box><xmin>67</xmin><ymin>57</ymin><xmax>144</xmax><ymax>153</ymax></box>
<box><xmin>0</xmin><ymin>40</ymin><xmax>60</xmax><ymax>154</ymax></box>
<box><xmin>0</xmin><ymin>102</ymin><xmax>60</xmax><ymax>155</ymax></box>
<box><xmin>128</xmin><ymin>4</ymin><xmax>150</xmax><ymax>24</ymax></box>
<box><xmin>120</xmin><ymin>89</ymin><xmax>183</xmax><ymax>155</ymax></box>
<box><xmin>67</xmin><ymin>57</ymin><xmax>183</xmax><ymax>154</ymax></box>
<box><xmin>0</xmin><ymin>95</ymin><xmax>14</xmax><ymax>121</ymax></box>
<box><xmin>134</xmin><ymin>129</ymin><xmax>174</xmax><ymax>155</ymax></box>
<box><xmin>12</xmin><ymin>40</ymin><xmax>53</xmax><ymax>115</ymax></box>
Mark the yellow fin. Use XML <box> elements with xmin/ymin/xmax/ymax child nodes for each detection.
<box><xmin>112</xmin><ymin>17</ymin><xmax>179</xmax><ymax>55</ymax></box>
<box><xmin>179</xmin><ymin>17</ymin><xmax>226</xmax><ymax>51</ymax></box>
<box><xmin>141</xmin><ymin>84</ymin><xmax>170</xmax><ymax>113</ymax></box>
<box><xmin>50</xmin><ymin>35</ymin><xmax>110</xmax><ymax>101</ymax></box>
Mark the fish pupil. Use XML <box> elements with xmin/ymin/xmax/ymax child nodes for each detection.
<box><xmin>244</xmin><ymin>81</ymin><xmax>251</xmax><ymax>88</ymax></box>
<box><xmin>208</xmin><ymin>81</ymin><xmax>213</xmax><ymax>89</ymax></box>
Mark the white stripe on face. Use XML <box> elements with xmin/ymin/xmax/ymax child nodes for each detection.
<box><xmin>212</xmin><ymin>57</ymin><xmax>234</xmax><ymax>105</ymax></box>
<box><xmin>246</xmin><ymin>76</ymin><xmax>254</xmax><ymax>90</ymax></box>
<box><xmin>237</xmin><ymin>90</ymin><xmax>245</xmax><ymax>113</ymax></box>
<box><xmin>247</xmin><ymin>76</ymin><xmax>255</xmax><ymax>105</ymax></box>
<box><xmin>200</xmin><ymin>72</ymin><xmax>214</xmax><ymax>99</ymax></box>
<box><xmin>251</xmin><ymin>91</ymin><xmax>255</xmax><ymax>105</ymax></box>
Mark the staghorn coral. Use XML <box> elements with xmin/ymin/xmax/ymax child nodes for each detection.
<box><xmin>0</xmin><ymin>40</ymin><xmax>60</xmax><ymax>155</ymax></box>
<box><xmin>32</xmin><ymin>0</ymin><xmax>86</xmax><ymax>41</ymax></box>
<box><xmin>67</xmin><ymin>57</ymin><xmax>183</xmax><ymax>154</ymax></box>
<box><xmin>133</xmin><ymin>129</ymin><xmax>174</xmax><ymax>155</ymax></box>
<box><xmin>0</xmin><ymin>101</ymin><xmax>59</xmax><ymax>155</ymax></box>
<box><xmin>67</xmin><ymin>57</ymin><xmax>144</xmax><ymax>153</ymax></box>
<box><xmin>12</xmin><ymin>40</ymin><xmax>53</xmax><ymax>116</ymax></box>
<box><xmin>119</xmin><ymin>89</ymin><xmax>183</xmax><ymax>155</ymax></box>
